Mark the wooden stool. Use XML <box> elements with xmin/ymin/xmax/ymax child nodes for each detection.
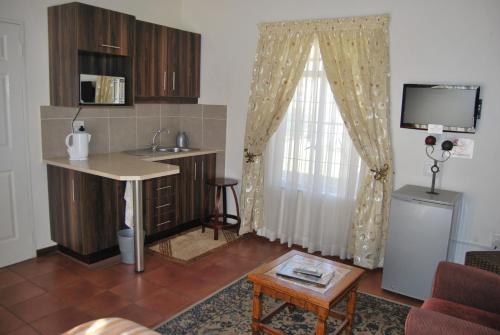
<box><xmin>201</xmin><ymin>178</ymin><xmax>241</xmax><ymax>240</ymax></box>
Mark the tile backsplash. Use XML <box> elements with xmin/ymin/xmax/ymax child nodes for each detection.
<box><xmin>40</xmin><ymin>104</ymin><xmax>227</xmax><ymax>176</ymax></box>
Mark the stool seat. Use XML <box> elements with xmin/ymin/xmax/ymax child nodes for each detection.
<box><xmin>207</xmin><ymin>178</ymin><xmax>238</xmax><ymax>187</ymax></box>
<box><xmin>201</xmin><ymin>178</ymin><xmax>241</xmax><ymax>240</ymax></box>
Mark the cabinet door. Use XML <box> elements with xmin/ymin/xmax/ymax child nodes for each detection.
<box><xmin>164</xmin><ymin>27</ymin><xmax>179</xmax><ymax>97</ymax></box>
<box><xmin>192</xmin><ymin>155</ymin><xmax>204</xmax><ymax>221</ymax></box>
<box><xmin>176</xmin><ymin>30</ymin><xmax>201</xmax><ymax>98</ymax></box>
<box><xmin>163</xmin><ymin>28</ymin><xmax>200</xmax><ymax>98</ymax></box>
<box><xmin>135</xmin><ymin>21</ymin><xmax>162</xmax><ymax>97</ymax></box>
<box><xmin>47</xmin><ymin>166</ymin><xmax>82</xmax><ymax>253</ymax></box>
<box><xmin>192</xmin><ymin>154</ymin><xmax>216</xmax><ymax>221</ymax></box>
<box><xmin>201</xmin><ymin>154</ymin><xmax>216</xmax><ymax>218</ymax></box>
<box><xmin>180</xmin><ymin>156</ymin><xmax>196</xmax><ymax>222</ymax></box>
<box><xmin>77</xmin><ymin>3</ymin><xmax>134</xmax><ymax>56</ymax></box>
<box><xmin>47</xmin><ymin>166</ymin><xmax>125</xmax><ymax>255</ymax></box>
<box><xmin>78</xmin><ymin>173</ymin><xmax>125</xmax><ymax>254</ymax></box>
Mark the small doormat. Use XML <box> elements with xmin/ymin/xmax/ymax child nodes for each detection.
<box><xmin>148</xmin><ymin>227</ymin><xmax>241</xmax><ymax>262</ymax></box>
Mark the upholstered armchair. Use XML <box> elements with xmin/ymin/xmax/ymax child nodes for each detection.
<box><xmin>405</xmin><ymin>261</ymin><xmax>500</xmax><ymax>335</ymax></box>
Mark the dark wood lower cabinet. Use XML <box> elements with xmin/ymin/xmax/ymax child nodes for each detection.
<box><xmin>158</xmin><ymin>153</ymin><xmax>216</xmax><ymax>226</ymax></box>
<box><xmin>47</xmin><ymin>165</ymin><xmax>125</xmax><ymax>258</ymax></box>
<box><xmin>46</xmin><ymin>153</ymin><xmax>216</xmax><ymax>263</ymax></box>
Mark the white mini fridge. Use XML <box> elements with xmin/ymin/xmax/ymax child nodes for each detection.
<box><xmin>381</xmin><ymin>185</ymin><xmax>462</xmax><ymax>300</ymax></box>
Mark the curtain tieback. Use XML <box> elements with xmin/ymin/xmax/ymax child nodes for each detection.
<box><xmin>370</xmin><ymin>164</ymin><xmax>389</xmax><ymax>181</ymax></box>
<box><xmin>244</xmin><ymin>149</ymin><xmax>261</xmax><ymax>163</ymax></box>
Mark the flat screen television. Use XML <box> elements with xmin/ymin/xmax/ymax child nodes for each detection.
<box><xmin>400</xmin><ymin>84</ymin><xmax>481</xmax><ymax>134</ymax></box>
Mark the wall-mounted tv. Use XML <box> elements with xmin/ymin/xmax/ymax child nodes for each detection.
<box><xmin>400</xmin><ymin>84</ymin><xmax>481</xmax><ymax>134</ymax></box>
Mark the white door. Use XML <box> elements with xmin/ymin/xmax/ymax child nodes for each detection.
<box><xmin>0</xmin><ymin>20</ymin><xmax>35</xmax><ymax>266</ymax></box>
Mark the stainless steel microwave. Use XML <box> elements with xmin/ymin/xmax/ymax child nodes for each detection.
<box><xmin>80</xmin><ymin>74</ymin><xmax>125</xmax><ymax>104</ymax></box>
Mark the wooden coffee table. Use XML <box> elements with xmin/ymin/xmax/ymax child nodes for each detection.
<box><xmin>248</xmin><ymin>250</ymin><xmax>364</xmax><ymax>335</ymax></box>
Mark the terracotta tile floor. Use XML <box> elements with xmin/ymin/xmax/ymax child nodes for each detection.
<box><xmin>0</xmin><ymin>234</ymin><xmax>421</xmax><ymax>334</ymax></box>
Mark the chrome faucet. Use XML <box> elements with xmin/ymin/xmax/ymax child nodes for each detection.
<box><xmin>151</xmin><ymin>128</ymin><xmax>167</xmax><ymax>152</ymax></box>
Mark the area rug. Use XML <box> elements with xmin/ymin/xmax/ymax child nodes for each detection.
<box><xmin>155</xmin><ymin>277</ymin><xmax>410</xmax><ymax>334</ymax></box>
<box><xmin>148</xmin><ymin>227</ymin><xmax>241</xmax><ymax>262</ymax></box>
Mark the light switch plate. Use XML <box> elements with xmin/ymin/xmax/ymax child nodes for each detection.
<box><xmin>72</xmin><ymin>120</ymin><xmax>85</xmax><ymax>132</ymax></box>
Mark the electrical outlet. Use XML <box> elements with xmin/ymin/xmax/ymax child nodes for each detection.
<box><xmin>72</xmin><ymin>120</ymin><xmax>85</xmax><ymax>132</ymax></box>
<box><xmin>492</xmin><ymin>233</ymin><xmax>500</xmax><ymax>250</ymax></box>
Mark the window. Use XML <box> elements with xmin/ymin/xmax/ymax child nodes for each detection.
<box><xmin>262</xmin><ymin>40</ymin><xmax>364</xmax><ymax>256</ymax></box>
<box><xmin>272</xmin><ymin>40</ymin><xmax>362</xmax><ymax>196</ymax></box>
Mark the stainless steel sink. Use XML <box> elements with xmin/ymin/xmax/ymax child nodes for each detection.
<box><xmin>124</xmin><ymin>146</ymin><xmax>195</xmax><ymax>156</ymax></box>
<box><xmin>156</xmin><ymin>147</ymin><xmax>193</xmax><ymax>153</ymax></box>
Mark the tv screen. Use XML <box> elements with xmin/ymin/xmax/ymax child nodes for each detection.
<box><xmin>401</xmin><ymin>84</ymin><xmax>480</xmax><ymax>133</ymax></box>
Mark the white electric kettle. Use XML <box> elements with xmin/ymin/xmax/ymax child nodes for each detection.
<box><xmin>65</xmin><ymin>128</ymin><xmax>91</xmax><ymax>160</ymax></box>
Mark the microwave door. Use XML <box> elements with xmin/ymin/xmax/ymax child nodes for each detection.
<box><xmin>80</xmin><ymin>81</ymin><xmax>95</xmax><ymax>103</ymax></box>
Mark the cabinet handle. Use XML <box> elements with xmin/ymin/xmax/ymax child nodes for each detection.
<box><xmin>100</xmin><ymin>43</ymin><xmax>120</xmax><ymax>49</ymax></box>
<box><xmin>71</xmin><ymin>178</ymin><xmax>75</xmax><ymax>202</ymax></box>
<box><xmin>156</xmin><ymin>203</ymin><xmax>171</xmax><ymax>209</ymax></box>
<box><xmin>163</xmin><ymin>71</ymin><xmax>167</xmax><ymax>92</ymax></box>
<box><xmin>202</xmin><ymin>160</ymin><xmax>204</xmax><ymax>180</ymax></box>
<box><xmin>157</xmin><ymin>185</ymin><xmax>172</xmax><ymax>191</ymax></box>
<box><xmin>172</xmin><ymin>71</ymin><xmax>176</xmax><ymax>91</ymax></box>
<box><xmin>194</xmin><ymin>161</ymin><xmax>197</xmax><ymax>181</ymax></box>
<box><xmin>157</xmin><ymin>220</ymin><xmax>171</xmax><ymax>227</ymax></box>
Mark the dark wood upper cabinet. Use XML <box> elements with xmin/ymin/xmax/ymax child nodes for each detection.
<box><xmin>49</xmin><ymin>2</ymin><xmax>201</xmax><ymax>106</ymax></box>
<box><xmin>77</xmin><ymin>4</ymin><xmax>135</xmax><ymax>56</ymax></box>
<box><xmin>135</xmin><ymin>21</ymin><xmax>201</xmax><ymax>102</ymax></box>
<box><xmin>48</xmin><ymin>2</ymin><xmax>135</xmax><ymax>106</ymax></box>
<box><xmin>176</xmin><ymin>29</ymin><xmax>201</xmax><ymax>98</ymax></box>
<box><xmin>135</xmin><ymin>20</ymin><xmax>162</xmax><ymax>97</ymax></box>
<box><xmin>165</xmin><ymin>27</ymin><xmax>179</xmax><ymax>97</ymax></box>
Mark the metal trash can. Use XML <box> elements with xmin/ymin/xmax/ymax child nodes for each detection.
<box><xmin>117</xmin><ymin>228</ymin><xmax>135</xmax><ymax>264</ymax></box>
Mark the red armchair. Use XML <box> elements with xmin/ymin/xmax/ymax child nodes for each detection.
<box><xmin>405</xmin><ymin>261</ymin><xmax>500</xmax><ymax>335</ymax></box>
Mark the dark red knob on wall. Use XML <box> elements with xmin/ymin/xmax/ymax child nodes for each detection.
<box><xmin>425</xmin><ymin>135</ymin><xmax>436</xmax><ymax>146</ymax></box>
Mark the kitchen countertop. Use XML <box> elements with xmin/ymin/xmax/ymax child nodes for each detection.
<box><xmin>43</xmin><ymin>149</ymin><xmax>220</xmax><ymax>181</ymax></box>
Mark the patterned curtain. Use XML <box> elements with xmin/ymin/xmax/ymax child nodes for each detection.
<box><xmin>240</xmin><ymin>16</ymin><xmax>392</xmax><ymax>269</ymax></box>
<box><xmin>239</xmin><ymin>25</ymin><xmax>315</xmax><ymax>234</ymax></box>
<box><xmin>317</xmin><ymin>16</ymin><xmax>392</xmax><ymax>269</ymax></box>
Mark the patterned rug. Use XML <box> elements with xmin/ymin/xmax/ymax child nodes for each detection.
<box><xmin>148</xmin><ymin>227</ymin><xmax>240</xmax><ymax>262</ymax></box>
<box><xmin>155</xmin><ymin>277</ymin><xmax>410</xmax><ymax>334</ymax></box>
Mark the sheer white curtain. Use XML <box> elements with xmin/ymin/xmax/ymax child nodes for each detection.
<box><xmin>258</xmin><ymin>40</ymin><xmax>365</xmax><ymax>258</ymax></box>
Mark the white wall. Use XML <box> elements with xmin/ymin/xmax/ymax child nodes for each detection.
<box><xmin>0</xmin><ymin>0</ymin><xmax>185</xmax><ymax>249</ymax></box>
<box><xmin>181</xmin><ymin>0</ymin><xmax>500</xmax><ymax>262</ymax></box>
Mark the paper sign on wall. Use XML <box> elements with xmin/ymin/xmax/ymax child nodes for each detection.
<box><xmin>428</xmin><ymin>124</ymin><xmax>444</xmax><ymax>134</ymax></box>
<box><xmin>451</xmin><ymin>138</ymin><xmax>474</xmax><ymax>159</ymax></box>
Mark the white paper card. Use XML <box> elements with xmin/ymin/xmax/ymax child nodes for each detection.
<box><xmin>428</xmin><ymin>124</ymin><xmax>444</xmax><ymax>134</ymax></box>
<box><xmin>451</xmin><ymin>138</ymin><xmax>474</xmax><ymax>159</ymax></box>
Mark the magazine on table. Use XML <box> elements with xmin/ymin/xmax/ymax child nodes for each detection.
<box><xmin>276</xmin><ymin>256</ymin><xmax>335</xmax><ymax>287</ymax></box>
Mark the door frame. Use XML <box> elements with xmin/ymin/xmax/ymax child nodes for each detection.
<box><xmin>0</xmin><ymin>17</ymin><xmax>36</xmax><ymax>261</ymax></box>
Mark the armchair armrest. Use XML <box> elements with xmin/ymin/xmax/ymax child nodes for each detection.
<box><xmin>432</xmin><ymin>261</ymin><xmax>500</xmax><ymax>314</ymax></box>
<box><xmin>406</xmin><ymin>308</ymin><xmax>500</xmax><ymax>335</ymax></box>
